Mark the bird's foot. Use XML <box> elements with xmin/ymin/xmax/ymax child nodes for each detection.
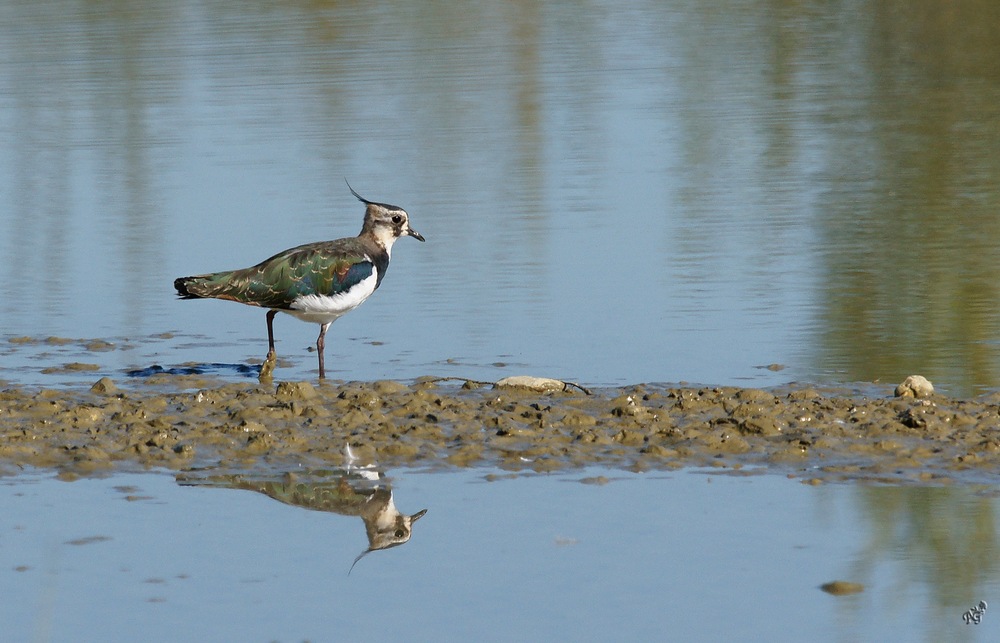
<box><xmin>258</xmin><ymin>350</ymin><xmax>277</xmax><ymax>382</ymax></box>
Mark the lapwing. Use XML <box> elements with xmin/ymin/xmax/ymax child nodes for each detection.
<box><xmin>174</xmin><ymin>184</ymin><xmax>424</xmax><ymax>379</ymax></box>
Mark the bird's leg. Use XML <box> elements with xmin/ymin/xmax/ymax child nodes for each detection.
<box><xmin>317</xmin><ymin>322</ymin><xmax>331</xmax><ymax>379</ymax></box>
<box><xmin>259</xmin><ymin>310</ymin><xmax>279</xmax><ymax>382</ymax></box>
<box><xmin>266</xmin><ymin>310</ymin><xmax>278</xmax><ymax>357</ymax></box>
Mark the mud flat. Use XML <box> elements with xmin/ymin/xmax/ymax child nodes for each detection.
<box><xmin>1</xmin><ymin>374</ymin><xmax>999</xmax><ymax>483</ymax></box>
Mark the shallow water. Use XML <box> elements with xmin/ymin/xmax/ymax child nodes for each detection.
<box><xmin>3</xmin><ymin>468</ymin><xmax>999</xmax><ymax>642</ymax></box>
<box><xmin>3</xmin><ymin>1</ymin><xmax>1000</xmax><ymax>394</ymax></box>
<box><xmin>3</xmin><ymin>4</ymin><xmax>1000</xmax><ymax>641</ymax></box>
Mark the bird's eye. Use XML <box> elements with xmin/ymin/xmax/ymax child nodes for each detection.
<box><xmin>391</xmin><ymin>215</ymin><xmax>403</xmax><ymax>224</ymax></box>
<box><xmin>395</xmin><ymin>529</ymin><xmax>405</xmax><ymax>537</ymax></box>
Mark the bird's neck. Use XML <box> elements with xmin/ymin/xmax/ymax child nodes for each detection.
<box><xmin>360</xmin><ymin>229</ymin><xmax>396</xmax><ymax>259</ymax></box>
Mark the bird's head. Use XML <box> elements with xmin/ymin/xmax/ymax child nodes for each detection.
<box><xmin>349</xmin><ymin>182</ymin><xmax>425</xmax><ymax>250</ymax></box>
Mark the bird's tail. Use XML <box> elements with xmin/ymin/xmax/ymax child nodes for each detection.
<box><xmin>174</xmin><ymin>270</ymin><xmax>266</xmax><ymax>306</ymax></box>
<box><xmin>174</xmin><ymin>274</ymin><xmax>230</xmax><ymax>299</ymax></box>
<box><xmin>174</xmin><ymin>276</ymin><xmax>197</xmax><ymax>298</ymax></box>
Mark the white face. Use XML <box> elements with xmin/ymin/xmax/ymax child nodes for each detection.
<box><xmin>367</xmin><ymin>205</ymin><xmax>423</xmax><ymax>251</ymax></box>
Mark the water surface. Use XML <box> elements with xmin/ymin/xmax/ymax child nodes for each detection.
<box><xmin>2</xmin><ymin>1</ymin><xmax>1000</xmax><ymax>393</ymax></box>
<box><xmin>3</xmin><ymin>469</ymin><xmax>999</xmax><ymax>642</ymax></box>
<box><xmin>3</xmin><ymin>6</ymin><xmax>1000</xmax><ymax>641</ymax></box>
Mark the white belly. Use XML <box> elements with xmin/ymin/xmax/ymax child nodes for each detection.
<box><xmin>284</xmin><ymin>271</ymin><xmax>378</xmax><ymax>325</ymax></box>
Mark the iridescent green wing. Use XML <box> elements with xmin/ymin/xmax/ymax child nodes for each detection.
<box><xmin>201</xmin><ymin>240</ymin><xmax>375</xmax><ymax>308</ymax></box>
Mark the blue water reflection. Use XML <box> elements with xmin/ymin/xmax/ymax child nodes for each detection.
<box><xmin>2</xmin><ymin>1</ymin><xmax>1000</xmax><ymax>394</ymax></box>
<box><xmin>2</xmin><ymin>469</ymin><xmax>999</xmax><ymax>642</ymax></box>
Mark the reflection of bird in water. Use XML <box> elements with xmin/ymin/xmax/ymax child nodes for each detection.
<box><xmin>177</xmin><ymin>469</ymin><xmax>426</xmax><ymax>572</ymax></box>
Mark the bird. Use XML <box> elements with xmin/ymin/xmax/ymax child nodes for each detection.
<box><xmin>174</xmin><ymin>184</ymin><xmax>424</xmax><ymax>379</ymax></box>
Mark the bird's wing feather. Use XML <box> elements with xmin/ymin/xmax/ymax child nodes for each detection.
<box><xmin>180</xmin><ymin>240</ymin><xmax>376</xmax><ymax>309</ymax></box>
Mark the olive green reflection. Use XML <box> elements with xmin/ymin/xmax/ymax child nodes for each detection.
<box><xmin>839</xmin><ymin>485</ymin><xmax>998</xmax><ymax>641</ymax></box>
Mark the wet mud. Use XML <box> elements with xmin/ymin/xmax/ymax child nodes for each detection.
<box><xmin>3</xmin><ymin>373</ymin><xmax>1000</xmax><ymax>484</ymax></box>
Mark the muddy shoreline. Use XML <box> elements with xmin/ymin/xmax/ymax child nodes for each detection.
<box><xmin>2</xmin><ymin>373</ymin><xmax>1000</xmax><ymax>484</ymax></box>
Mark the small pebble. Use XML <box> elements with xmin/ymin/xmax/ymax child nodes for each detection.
<box><xmin>494</xmin><ymin>376</ymin><xmax>567</xmax><ymax>393</ymax></box>
<box><xmin>820</xmin><ymin>580</ymin><xmax>865</xmax><ymax>595</ymax></box>
<box><xmin>895</xmin><ymin>375</ymin><xmax>934</xmax><ymax>399</ymax></box>
<box><xmin>90</xmin><ymin>377</ymin><xmax>117</xmax><ymax>394</ymax></box>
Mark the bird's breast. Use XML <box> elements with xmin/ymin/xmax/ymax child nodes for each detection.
<box><xmin>285</xmin><ymin>270</ymin><xmax>379</xmax><ymax>324</ymax></box>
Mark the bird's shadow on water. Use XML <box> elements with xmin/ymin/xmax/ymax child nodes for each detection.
<box><xmin>126</xmin><ymin>363</ymin><xmax>261</xmax><ymax>378</ymax></box>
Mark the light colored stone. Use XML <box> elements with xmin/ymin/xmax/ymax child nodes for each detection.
<box><xmin>90</xmin><ymin>377</ymin><xmax>117</xmax><ymax>394</ymax></box>
<box><xmin>894</xmin><ymin>375</ymin><xmax>934</xmax><ymax>399</ymax></box>
<box><xmin>494</xmin><ymin>376</ymin><xmax>567</xmax><ymax>393</ymax></box>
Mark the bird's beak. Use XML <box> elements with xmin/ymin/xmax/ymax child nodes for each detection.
<box><xmin>410</xmin><ymin>509</ymin><xmax>428</xmax><ymax>522</ymax></box>
<box><xmin>408</xmin><ymin>227</ymin><xmax>425</xmax><ymax>242</ymax></box>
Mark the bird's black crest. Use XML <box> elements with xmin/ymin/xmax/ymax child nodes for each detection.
<box><xmin>345</xmin><ymin>179</ymin><xmax>372</xmax><ymax>205</ymax></box>
<box><xmin>345</xmin><ymin>179</ymin><xmax>404</xmax><ymax>212</ymax></box>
